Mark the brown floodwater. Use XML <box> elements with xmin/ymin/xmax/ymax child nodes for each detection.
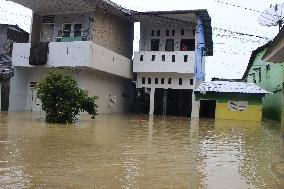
<box><xmin>0</xmin><ymin>112</ymin><xmax>284</xmax><ymax>189</ymax></box>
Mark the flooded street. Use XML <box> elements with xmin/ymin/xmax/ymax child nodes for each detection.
<box><xmin>0</xmin><ymin>112</ymin><xmax>284</xmax><ymax>189</ymax></box>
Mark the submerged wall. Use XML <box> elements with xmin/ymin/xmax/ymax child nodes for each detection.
<box><xmin>196</xmin><ymin>93</ymin><xmax>263</xmax><ymax>121</ymax></box>
<box><xmin>9</xmin><ymin>67</ymin><xmax>134</xmax><ymax>114</ymax></box>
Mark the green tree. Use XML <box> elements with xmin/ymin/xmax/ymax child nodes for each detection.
<box><xmin>37</xmin><ymin>72</ymin><xmax>98</xmax><ymax>123</ymax></box>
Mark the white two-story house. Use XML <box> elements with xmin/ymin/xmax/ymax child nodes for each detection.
<box><xmin>9</xmin><ymin>0</ymin><xmax>135</xmax><ymax>113</ymax></box>
<box><xmin>133</xmin><ymin>10</ymin><xmax>213</xmax><ymax>117</ymax></box>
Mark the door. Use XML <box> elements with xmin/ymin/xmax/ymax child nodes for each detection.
<box><xmin>151</xmin><ymin>39</ymin><xmax>160</xmax><ymax>51</ymax></box>
<box><xmin>165</xmin><ymin>39</ymin><xmax>174</xmax><ymax>51</ymax></box>
<box><xmin>30</xmin><ymin>82</ymin><xmax>42</xmax><ymax>112</ymax></box>
<box><xmin>42</xmin><ymin>24</ymin><xmax>55</xmax><ymax>42</ymax></box>
<box><xmin>199</xmin><ymin>100</ymin><xmax>216</xmax><ymax>118</ymax></box>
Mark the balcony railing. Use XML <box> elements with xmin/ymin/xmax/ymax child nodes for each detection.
<box><xmin>133</xmin><ymin>51</ymin><xmax>195</xmax><ymax>74</ymax></box>
<box><xmin>12</xmin><ymin>41</ymin><xmax>133</xmax><ymax>79</ymax></box>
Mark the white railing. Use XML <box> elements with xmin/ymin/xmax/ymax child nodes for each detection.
<box><xmin>133</xmin><ymin>51</ymin><xmax>195</xmax><ymax>73</ymax></box>
<box><xmin>12</xmin><ymin>41</ymin><xmax>133</xmax><ymax>79</ymax></box>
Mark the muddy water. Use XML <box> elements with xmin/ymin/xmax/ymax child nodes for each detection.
<box><xmin>0</xmin><ymin>112</ymin><xmax>284</xmax><ymax>189</ymax></box>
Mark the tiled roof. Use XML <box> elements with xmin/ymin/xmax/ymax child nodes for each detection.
<box><xmin>195</xmin><ymin>81</ymin><xmax>269</xmax><ymax>94</ymax></box>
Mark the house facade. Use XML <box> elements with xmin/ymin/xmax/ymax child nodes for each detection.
<box><xmin>133</xmin><ymin>10</ymin><xmax>213</xmax><ymax>117</ymax></box>
<box><xmin>9</xmin><ymin>0</ymin><xmax>135</xmax><ymax>113</ymax></box>
<box><xmin>0</xmin><ymin>24</ymin><xmax>29</xmax><ymax>111</ymax></box>
<box><xmin>195</xmin><ymin>80</ymin><xmax>268</xmax><ymax>122</ymax></box>
<box><xmin>243</xmin><ymin>43</ymin><xmax>284</xmax><ymax>121</ymax></box>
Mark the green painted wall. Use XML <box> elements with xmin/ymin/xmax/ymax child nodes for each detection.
<box><xmin>246</xmin><ymin>49</ymin><xmax>284</xmax><ymax>121</ymax></box>
<box><xmin>196</xmin><ymin>93</ymin><xmax>263</xmax><ymax>105</ymax></box>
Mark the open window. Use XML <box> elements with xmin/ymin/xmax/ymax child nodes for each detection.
<box><xmin>180</xmin><ymin>39</ymin><xmax>195</xmax><ymax>51</ymax></box>
<box><xmin>74</xmin><ymin>23</ymin><xmax>83</xmax><ymax>37</ymax></box>
<box><xmin>165</xmin><ymin>39</ymin><xmax>174</xmax><ymax>51</ymax></box>
<box><xmin>63</xmin><ymin>24</ymin><xmax>72</xmax><ymax>37</ymax></box>
<box><xmin>151</xmin><ymin>39</ymin><xmax>160</xmax><ymax>51</ymax></box>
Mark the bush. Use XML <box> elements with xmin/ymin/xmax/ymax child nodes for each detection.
<box><xmin>36</xmin><ymin>72</ymin><xmax>98</xmax><ymax>123</ymax></box>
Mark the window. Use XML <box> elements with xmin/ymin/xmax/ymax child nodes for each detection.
<box><xmin>168</xmin><ymin>78</ymin><xmax>172</xmax><ymax>84</ymax></box>
<box><xmin>151</xmin><ymin>39</ymin><xmax>160</xmax><ymax>51</ymax></box>
<box><xmin>172</xmin><ymin>55</ymin><xmax>175</xmax><ymax>62</ymax></box>
<box><xmin>152</xmin><ymin>55</ymin><xmax>156</xmax><ymax>61</ymax></box>
<box><xmin>74</xmin><ymin>23</ymin><xmax>83</xmax><ymax>37</ymax></box>
<box><xmin>151</xmin><ymin>30</ymin><xmax>155</xmax><ymax>36</ymax></box>
<box><xmin>63</xmin><ymin>24</ymin><xmax>72</xmax><ymax>37</ymax></box>
<box><xmin>161</xmin><ymin>78</ymin><xmax>164</xmax><ymax>84</ymax></box>
<box><xmin>190</xmin><ymin>79</ymin><xmax>194</xmax><ymax>85</ymax></box>
<box><xmin>142</xmin><ymin>77</ymin><xmax>145</xmax><ymax>84</ymax></box>
<box><xmin>157</xmin><ymin>30</ymin><xmax>160</xmax><ymax>36</ymax></box>
<box><xmin>148</xmin><ymin>78</ymin><xmax>152</xmax><ymax>84</ymax></box>
<box><xmin>165</xmin><ymin>39</ymin><xmax>174</xmax><ymax>51</ymax></box>
<box><xmin>184</xmin><ymin>55</ymin><xmax>188</xmax><ymax>62</ymax></box>
<box><xmin>140</xmin><ymin>55</ymin><xmax>144</xmax><ymax>61</ymax></box>
<box><xmin>172</xmin><ymin>30</ymin><xmax>175</xmax><ymax>36</ymax></box>
<box><xmin>179</xmin><ymin>78</ymin><xmax>182</xmax><ymax>85</ymax></box>
<box><xmin>180</xmin><ymin>39</ymin><xmax>195</xmax><ymax>51</ymax></box>
<box><xmin>181</xmin><ymin>29</ymin><xmax>185</xmax><ymax>35</ymax></box>
<box><xmin>166</xmin><ymin>30</ymin><xmax>169</xmax><ymax>36</ymax></box>
<box><xmin>162</xmin><ymin>55</ymin><xmax>165</xmax><ymax>61</ymax></box>
<box><xmin>155</xmin><ymin>78</ymin><xmax>158</xmax><ymax>84</ymax></box>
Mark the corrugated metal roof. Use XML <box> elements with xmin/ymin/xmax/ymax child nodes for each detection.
<box><xmin>195</xmin><ymin>81</ymin><xmax>269</xmax><ymax>94</ymax></box>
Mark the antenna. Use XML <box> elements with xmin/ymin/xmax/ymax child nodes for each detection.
<box><xmin>258</xmin><ymin>3</ymin><xmax>284</xmax><ymax>31</ymax></box>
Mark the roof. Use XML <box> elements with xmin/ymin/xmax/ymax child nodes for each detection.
<box><xmin>133</xmin><ymin>9</ymin><xmax>213</xmax><ymax>56</ymax></box>
<box><xmin>242</xmin><ymin>42</ymin><xmax>272</xmax><ymax>80</ymax></box>
<box><xmin>0</xmin><ymin>24</ymin><xmax>28</xmax><ymax>34</ymax></box>
<box><xmin>194</xmin><ymin>81</ymin><xmax>269</xmax><ymax>95</ymax></box>
<box><xmin>262</xmin><ymin>27</ymin><xmax>284</xmax><ymax>63</ymax></box>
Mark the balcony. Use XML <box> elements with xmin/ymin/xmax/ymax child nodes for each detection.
<box><xmin>12</xmin><ymin>41</ymin><xmax>133</xmax><ymax>79</ymax></box>
<box><xmin>133</xmin><ymin>51</ymin><xmax>195</xmax><ymax>74</ymax></box>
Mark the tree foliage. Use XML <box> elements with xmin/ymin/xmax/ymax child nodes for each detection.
<box><xmin>37</xmin><ymin>72</ymin><xmax>98</xmax><ymax>123</ymax></box>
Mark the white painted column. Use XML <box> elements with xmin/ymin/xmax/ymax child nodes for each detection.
<box><xmin>191</xmin><ymin>92</ymin><xmax>200</xmax><ymax>118</ymax></box>
<box><xmin>149</xmin><ymin>88</ymin><xmax>155</xmax><ymax>115</ymax></box>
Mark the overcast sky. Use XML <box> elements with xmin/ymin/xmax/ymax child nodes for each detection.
<box><xmin>0</xmin><ymin>0</ymin><xmax>283</xmax><ymax>80</ymax></box>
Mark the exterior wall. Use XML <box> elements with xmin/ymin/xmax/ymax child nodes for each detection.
<box><xmin>197</xmin><ymin>94</ymin><xmax>263</xmax><ymax>121</ymax></box>
<box><xmin>93</xmin><ymin>9</ymin><xmax>134</xmax><ymax>59</ymax></box>
<box><xmin>9</xmin><ymin>67</ymin><xmax>133</xmax><ymax>113</ymax></box>
<box><xmin>136</xmin><ymin>73</ymin><xmax>195</xmax><ymax>90</ymax></box>
<box><xmin>195</xmin><ymin>16</ymin><xmax>206</xmax><ymax>82</ymax></box>
<box><xmin>246</xmin><ymin>49</ymin><xmax>284</xmax><ymax>121</ymax></box>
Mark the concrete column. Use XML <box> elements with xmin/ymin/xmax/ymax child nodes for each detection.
<box><xmin>149</xmin><ymin>88</ymin><xmax>155</xmax><ymax>115</ymax></box>
<box><xmin>191</xmin><ymin>92</ymin><xmax>200</xmax><ymax>118</ymax></box>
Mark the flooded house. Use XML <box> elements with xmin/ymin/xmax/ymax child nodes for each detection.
<box><xmin>133</xmin><ymin>10</ymin><xmax>213</xmax><ymax>117</ymax></box>
<box><xmin>243</xmin><ymin>28</ymin><xmax>284</xmax><ymax>121</ymax></box>
<box><xmin>9</xmin><ymin>0</ymin><xmax>135</xmax><ymax>113</ymax></box>
<box><xmin>0</xmin><ymin>24</ymin><xmax>29</xmax><ymax>111</ymax></box>
<box><xmin>194</xmin><ymin>80</ymin><xmax>269</xmax><ymax>121</ymax></box>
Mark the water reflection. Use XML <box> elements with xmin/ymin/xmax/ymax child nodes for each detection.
<box><xmin>0</xmin><ymin>112</ymin><xmax>283</xmax><ymax>188</ymax></box>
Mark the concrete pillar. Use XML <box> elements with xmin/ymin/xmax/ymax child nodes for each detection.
<box><xmin>191</xmin><ymin>92</ymin><xmax>200</xmax><ymax>118</ymax></box>
<box><xmin>149</xmin><ymin>88</ymin><xmax>155</xmax><ymax>115</ymax></box>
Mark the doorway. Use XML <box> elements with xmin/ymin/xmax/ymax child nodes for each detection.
<box><xmin>167</xmin><ymin>89</ymin><xmax>192</xmax><ymax>117</ymax></box>
<box><xmin>42</xmin><ymin>24</ymin><xmax>55</xmax><ymax>42</ymax></box>
<box><xmin>135</xmin><ymin>88</ymin><xmax>150</xmax><ymax>114</ymax></box>
<box><xmin>199</xmin><ymin>100</ymin><xmax>216</xmax><ymax>118</ymax></box>
<box><xmin>165</xmin><ymin>39</ymin><xmax>174</xmax><ymax>51</ymax></box>
<box><xmin>151</xmin><ymin>39</ymin><xmax>160</xmax><ymax>51</ymax></box>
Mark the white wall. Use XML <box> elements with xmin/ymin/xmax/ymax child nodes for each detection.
<box><xmin>136</xmin><ymin>73</ymin><xmax>195</xmax><ymax>90</ymax></box>
<box><xmin>133</xmin><ymin>51</ymin><xmax>195</xmax><ymax>73</ymax></box>
<box><xmin>9</xmin><ymin>67</ymin><xmax>132</xmax><ymax>114</ymax></box>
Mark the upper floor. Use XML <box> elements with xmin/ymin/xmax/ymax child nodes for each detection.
<box><xmin>133</xmin><ymin>10</ymin><xmax>213</xmax><ymax>76</ymax></box>
<box><xmin>10</xmin><ymin>0</ymin><xmax>134</xmax><ymax>79</ymax></box>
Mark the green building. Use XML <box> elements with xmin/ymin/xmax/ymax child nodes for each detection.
<box><xmin>243</xmin><ymin>30</ymin><xmax>284</xmax><ymax>121</ymax></box>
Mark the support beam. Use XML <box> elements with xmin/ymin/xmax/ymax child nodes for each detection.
<box><xmin>149</xmin><ymin>88</ymin><xmax>155</xmax><ymax>115</ymax></box>
<box><xmin>191</xmin><ymin>92</ymin><xmax>200</xmax><ymax>118</ymax></box>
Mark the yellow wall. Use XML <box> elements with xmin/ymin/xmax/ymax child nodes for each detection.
<box><xmin>216</xmin><ymin>102</ymin><xmax>263</xmax><ymax>122</ymax></box>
